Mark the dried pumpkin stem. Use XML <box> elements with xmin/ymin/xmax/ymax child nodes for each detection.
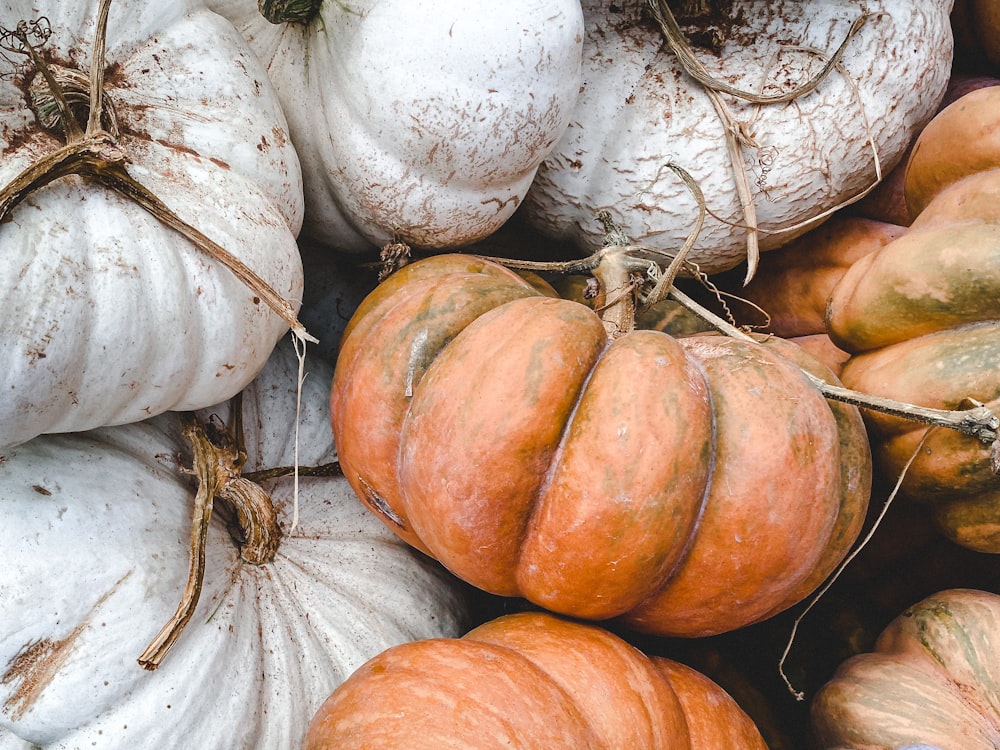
<box><xmin>481</xmin><ymin>228</ymin><xmax>1000</xmax><ymax>447</ymax></box>
<box><xmin>138</xmin><ymin>416</ymin><xmax>223</xmax><ymax>671</ymax></box>
<box><xmin>87</xmin><ymin>0</ymin><xmax>111</xmax><ymax>133</ymax></box>
<box><xmin>3</xmin><ymin>19</ymin><xmax>83</xmax><ymax>141</ymax></box>
<box><xmin>640</xmin><ymin>165</ymin><xmax>705</xmax><ymax>307</ymax></box>
<box><xmin>648</xmin><ymin>0</ymin><xmax>873</xmax><ymax>104</ymax></box>
<box><xmin>0</xmin><ymin>0</ymin><xmax>315</xmax><ymax>344</ymax></box>
<box><xmin>138</xmin><ymin>406</ymin><xmax>285</xmax><ymax>669</ymax></box>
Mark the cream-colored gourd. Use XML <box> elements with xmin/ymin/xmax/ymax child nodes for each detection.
<box><xmin>206</xmin><ymin>0</ymin><xmax>584</xmax><ymax>253</ymax></box>
<box><xmin>0</xmin><ymin>341</ymin><xmax>470</xmax><ymax>749</ymax></box>
<box><xmin>522</xmin><ymin>0</ymin><xmax>954</xmax><ymax>274</ymax></box>
<box><xmin>0</xmin><ymin>0</ymin><xmax>305</xmax><ymax>450</ymax></box>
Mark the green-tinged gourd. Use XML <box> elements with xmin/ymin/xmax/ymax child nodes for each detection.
<box><xmin>827</xmin><ymin>86</ymin><xmax>1000</xmax><ymax>552</ymax></box>
<box><xmin>812</xmin><ymin>588</ymin><xmax>1000</xmax><ymax>749</ymax></box>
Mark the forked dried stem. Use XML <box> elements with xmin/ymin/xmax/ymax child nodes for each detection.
<box><xmin>480</xmin><ymin>213</ymin><xmax>1000</xmax><ymax>452</ymax></box>
<box><xmin>138</xmin><ymin>405</ymin><xmax>284</xmax><ymax>670</ymax></box>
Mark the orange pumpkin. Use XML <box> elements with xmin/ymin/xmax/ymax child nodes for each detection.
<box><xmin>851</xmin><ymin>74</ymin><xmax>1000</xmax><ymax>227</ymax></box>
<box><xmin>720</xmin><ymin>214</ymin><xmax>905</xmax><ymax>339</ymax></box>
<box><xmin>304</xmin><ymin>611</ymin><xmax>768</xmax><ymax>749</ymax></box>
<box><xmin>331</xmin><ymin>253</ymin><xmax>871</xmax><ymax>637</ymax></box>
<box><xmin>688</xmin><ymin>213</ymin><xmax>903</xmax><ymax>377</ymax></box>
<box><xmin>827</xmin><ymin>86</ymin><xmax>1000</xmax><ymax>552</ymax></box>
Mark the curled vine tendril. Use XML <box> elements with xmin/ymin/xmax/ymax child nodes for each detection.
<box><xmin>0</xmin><ymin>17</ymin><xmax>51</xmax><ymax>75</ymax></box>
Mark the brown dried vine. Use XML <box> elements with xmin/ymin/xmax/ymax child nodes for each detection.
<box><xmin>137</xmin><ymin>395</ymin><xmax>340</xmax><ymax>670</ymax></box>
<box><xmin>647</xmin><ymin>0</ymin><xmax>877</xmax><ymax>282</ymax></box>
<box><xmin>0</xmin><ymin>0</ymin><xmax>315</xmax><ymax>344</ymax></box>
<box><xmin>474</xmin><ymin>187</ymin><xmax>1000</xmax><ymax>457</ymax></box>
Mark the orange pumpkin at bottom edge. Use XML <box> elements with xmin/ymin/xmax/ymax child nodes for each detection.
<box><xmin>303</xmin><ymin>611</ymin><xmax>769</xmax><ymax>750</ymax></box>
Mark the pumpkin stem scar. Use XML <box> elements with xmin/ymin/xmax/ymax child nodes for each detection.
<box><xmin>258</xmin><ymin>0</ymin><xmax>325</xmax><ymax>25</ymax></box>
<box><xmin>0</xmin><ymin>0</ymin><xmax>316</xmax><ymax>345</ymax></box>
<box><xmin>649</xmin><ymin>0</ymin><xmax>876</xmax><ymax>105</ymax></box>
<box><xmin>357</xmin><ymin>475</ymin><xmax>406</xmax><ymax>529</ymax></box>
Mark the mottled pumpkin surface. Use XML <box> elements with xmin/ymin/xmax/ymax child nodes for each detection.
<box><xmin>332</xmin><ymin>253</ymin><xmax>871</xmax><ymax>636</ymax></box>
<box><xmin>826</xmin><ymin>90</ymin><xmax>1000</xmax><ymax>552</ymax></box>
<box><xmin>812</xmin><ymin>588</ymin><xmax>1000</xmax><ymax>749</ymax></box>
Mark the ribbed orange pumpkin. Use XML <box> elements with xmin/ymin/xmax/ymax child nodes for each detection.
<box><xmin>304</xmin><ymin>611</ymin><xmax>768</xmax><ymax>749</ymax></box>
<box><xmin>826</xmin><ymin>86</ymin><xmax>1000</xmax><ymax>552</ymax></box>
<box><xmin>331</xmin><ymin>253</ymin><xmax>871</xmax><ymax>637</ymax></box>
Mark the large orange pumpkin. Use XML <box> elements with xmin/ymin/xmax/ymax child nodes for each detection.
<box><xmin>304</xmin><ymin>610</ymin><xmax>768</xmax><ymax>749</ymax></box>
<box><xmin>826</xmin><ymin>86</ymin><xmax>1000</xmax><ymax>552</ymax></box>
<box><xmin>331</xmin><ymin>253</ymin><xmax>871</xmax><ymax>637</ymax></box>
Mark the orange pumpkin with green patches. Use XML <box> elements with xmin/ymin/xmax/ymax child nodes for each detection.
<box><xmin>331</xmin><ymin>252</ymin><xmax>871</xmax><ymax>637</ymax></box>
<box><xmin>827</xmin><ymin>87</ymin><xmax>1000</xmax><ymax>552</ymax></box>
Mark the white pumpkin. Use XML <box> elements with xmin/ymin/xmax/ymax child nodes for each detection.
<box><xmin>0</xmin><ymin>0</ymin><xmax>305</xmax><ymax>450</ymax></box>
<box><xmin>205</xmin><ymin>0</ymin><xmax>585</xmax><ymax>253</ymax></box>
<box><xmin>0</xmin><ymin>340</ymin><xmax>470</xmax><ymax>749</ymax></box>
<box><xmin>521</xmin><ymin>0</ymin><xmax>954</xmax><ymax>275</ymax></box>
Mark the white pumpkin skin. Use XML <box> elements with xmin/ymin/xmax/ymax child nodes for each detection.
<box><xmin>521</xmin><ymin>0</ymin><xmax>954</xmax><ymax>274</ymax></box>
<box><xmin>206</xmin><ymin>0</ymin><xmax>584</xmax><ymax>253</ymax></box>
<box><xmin>0</xmin><ymin>341</ymin><xmax>469</xmax><ymax>749</ymax></box>
<box><xmin>0</xmin><ymin>1</ymin><xmax>305</xmax><ymax>450</ymax></box>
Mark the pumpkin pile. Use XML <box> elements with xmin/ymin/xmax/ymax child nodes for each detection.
<box><xmin>2</xmin><ymin>0</ymin><xmax>999</xmax><ymax>747</ymax></box>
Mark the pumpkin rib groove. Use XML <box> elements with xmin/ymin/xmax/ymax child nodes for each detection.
<box><xmin>621</xmin><ymin>337</ymin><xmax>847</xmax><ymax>635</ymax></box>
<box><xmin>514</xmin><ymin>329</ymin><xmax>717</xmax><ymax>619</ymax></box>
<box><xmin>626</xmin><ymin>355</ymin><xmax>719</xmax><ymax>621</ymax></box>
<box><xmin>513</xmin><ymin>331</ymin><xmax>613</xmax><ymax>588</ymax></box>
<box><xmin>398</xmin><ymin>295</ymin><xmax>608</xmax><ymax>597</ymax></box>
<box><xmin>331</xmin><ymin>265</ymin><xmax>543</xmax><ymax>551</ymax></box>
